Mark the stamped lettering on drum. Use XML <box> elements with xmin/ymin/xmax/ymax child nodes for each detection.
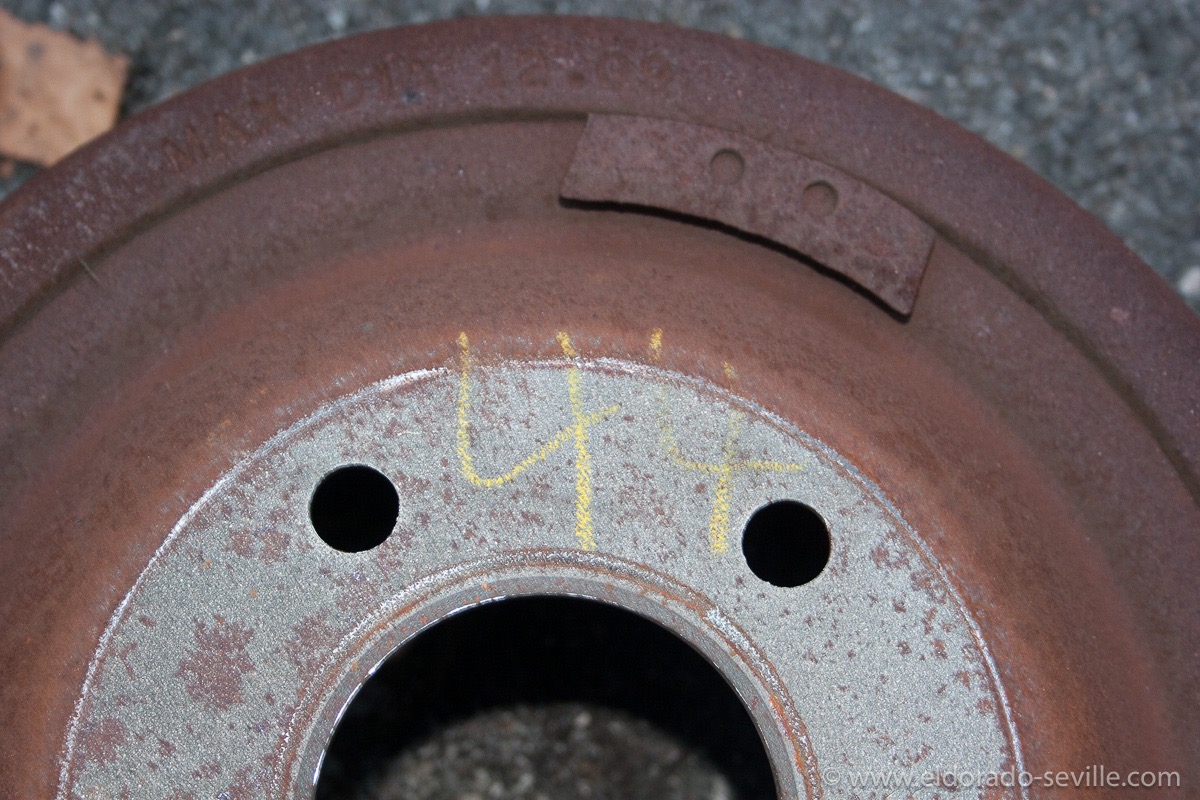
<box><xmin>157</xmin><ymin>45</ymin><xmax>674</xmax><ymax>173</ymax></box>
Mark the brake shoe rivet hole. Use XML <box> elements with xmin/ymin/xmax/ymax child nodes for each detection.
<box><xmin>709</xmin><ymin>148</ymin><xmax>746</xmax><ymax>185</ymax></box>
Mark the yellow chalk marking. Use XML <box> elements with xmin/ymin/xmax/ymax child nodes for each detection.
<box><xmin>649</xmin><ymin>328</ymin><xmax>663</xmax><ymax>361</ymax></box>
<box><xmin>456</xmin><ymin>332</ymin><xmax>617</xmax><ymax>550</ymax></box>
<box><xmin>558</xmin><ymin>332</ymin><xmax>601</xmax><ymax>550</ymax></box>
<box><xmin>556</xmin><ymin>331</ymin><xmax>579</xmax><ymax>359</ymax></box>
<box><xmin>707</xmin><ymin>410</ymin><xmax>743</xmax><ymax>553</ymax></box>
<box><xmin>650</xmin><ymin>330</ymin><xmax>805</xmax><ymax>553</ymax></box>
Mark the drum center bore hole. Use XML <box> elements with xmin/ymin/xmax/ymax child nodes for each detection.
<box><xmin>741</xmin><ymin>500</ymin><xmax>831</xmax><ymax>587</ymax></box>
<box><xmin>315</xmin><ymin>597</ymin><xmax>778</xmax><ymax>800</ymax></box>
<box><xmin>309</xmin><ymin>464</ymin><xmax>399</xmax><ymax>553</ymax></box>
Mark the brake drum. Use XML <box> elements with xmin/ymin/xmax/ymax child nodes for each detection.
<box><xmin>0</xmin><ymin>17</ymin><xmax>1196</xmax><ymax>799</ymax></box>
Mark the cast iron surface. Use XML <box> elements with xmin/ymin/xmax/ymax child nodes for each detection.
<box><xmin>4</xmin><ymin>2</ymin><xmax>1199</xmax><ymax>315</ymax></box>
<box><xmin>0</xmin><ymin>16</ymin><xmax>1197</xmax><ymax>799</ymax></box>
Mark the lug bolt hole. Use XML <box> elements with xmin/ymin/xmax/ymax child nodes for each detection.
<box><xmin>309</xmin><ymin>464</ymin><xmax>399</xmax><ymax>553</ymax></box>
<box><xmin>742</xmin><ymin>500</ymin><xmax>831</xmax><ymax>587</ymax></box>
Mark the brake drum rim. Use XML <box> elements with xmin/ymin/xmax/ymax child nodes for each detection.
<box><xmin>0</xmin><ymin>15</ymin><xmax>1196</xmax><ymax>798</ymax></box>
<box><xmin>1</xmin><ymin>16</ymin><xmax>1196</xmax><ymax>489</ymax></box>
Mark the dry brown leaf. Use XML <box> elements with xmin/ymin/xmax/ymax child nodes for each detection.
<box><xmin>0</xmin><ymin>9</ymin><xmax>129</xmax><ymax>166</ymax></box>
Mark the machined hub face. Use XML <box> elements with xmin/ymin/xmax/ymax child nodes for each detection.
<box><xmin>63</xmin><ymin>349</ymin><xmax>1020</xmax><ymax>798</ymax></box>
<box><xmin>1</xmin><ymin>16</ymin><xmax>1197</xmax><ymax>800</ymax></box>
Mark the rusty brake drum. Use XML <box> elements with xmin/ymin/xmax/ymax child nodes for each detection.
<box><xmin>0</xmin><ymin>17</ymin><xmax>1197</xmax><ymax>799</ymax></box>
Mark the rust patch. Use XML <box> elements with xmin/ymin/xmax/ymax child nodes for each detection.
<box><xmin>226</xmin><ymin>526</ymin><xmax>290</xmax><ymax>563</ymax></box>
<box><xmin>77</xmin><ymin>716</ymin><xmax>126</xmax><ymax>768</ymax></box>
<box><xmin>176</xmin><ymin>616</ymin><xmax>256</xmax><ymax>712</ymax></box>
<box><xmin>257</xmin><ymin>527</ymin><xmax>290</xmax><ymax>564</ymax></box>
<box><xmin>284</xmin><ymin>612</ymin><xmax>339</xmax><ymax>677</ymax></box>
<box><xmin>224</xmin><ymin>528</ymin><xmax>255</xmax><ymax>559</ymax></box>
<box><xmin>225</xmin><ymin>758</ymin><xmax>271</xmax><ymax>799</ymax></box>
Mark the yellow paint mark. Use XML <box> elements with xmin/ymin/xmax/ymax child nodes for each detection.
<box><xmin>707</xmin><ymin>411</ymin><xmax>744</xmax><ymax>553</ymax></box>
<box><xmin>556</xmin><ymin>331</ymin><xmax>578</xmax><ymax>359</ymax></box>
<box><xmin>650</xmin><ymin>330</ymin><xmax>805</xmax><ymax>553</ymax></box>
<box><xmin>649</xmin><ymin>328</ymin><xmax>663</xmax><ymax>361</ymax></box>
<box><xmin>455</xmin><ymin>331</ymin><xmax>617</xmax><ymax>550</ymax></box>
<box><xmin>558</xmin><ymin>332</ymin><xmax>600</xmax><ymax>550</ymax></box>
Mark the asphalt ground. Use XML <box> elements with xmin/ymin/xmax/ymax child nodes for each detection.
<box><xmin>2</xmin><ymin>3</ymin><xmax>1197</xmax><ymax>799</ymax></box>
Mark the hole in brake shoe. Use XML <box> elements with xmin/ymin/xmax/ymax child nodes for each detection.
<box><xmin>559</xmin><ymin>113</ymin><xmax>936</xmax><ymax>316</ymax></box>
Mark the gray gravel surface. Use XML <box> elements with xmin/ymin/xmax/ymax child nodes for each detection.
<box><xmin>359</xmin><ymin>704</ymin><xmax>737</xmax><ymax>800</ymax></box>
<box><xmin>3</xmin><ymin>0</ymin><xmax>1198</xmax><ymax>312</ymax></box>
